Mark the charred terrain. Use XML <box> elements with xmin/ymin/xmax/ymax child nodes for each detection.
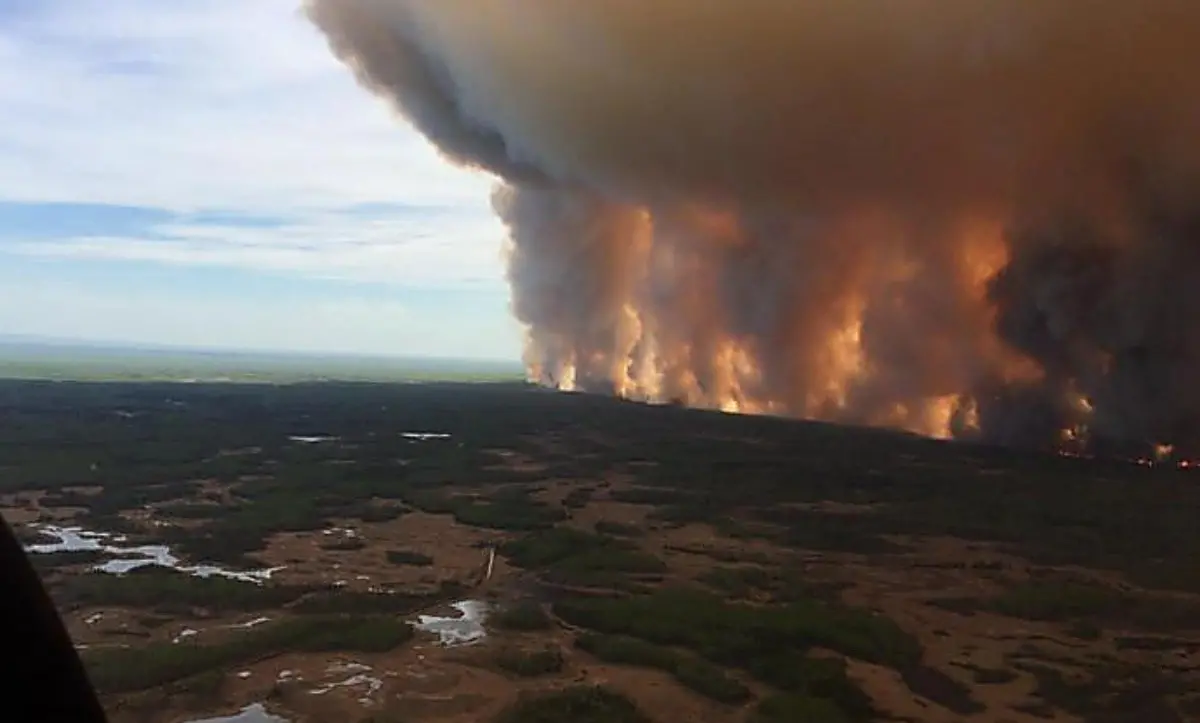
<box><xmin>3</xmin><ymin>379</ymin><xmax>1200</xmax><ymax>723</ymax></box>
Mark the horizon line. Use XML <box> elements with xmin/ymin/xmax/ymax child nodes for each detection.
<box><xmin>0</xmin><ymin>333</ymin><xmax>523</xmax><ymax>366</ymax></box>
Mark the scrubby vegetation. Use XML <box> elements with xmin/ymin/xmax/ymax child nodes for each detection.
<box><xmin>501</xmin><ymin>526</ymin><xmax>666</xmax><ymax>590</ymax></box>
<box><xmin>593</xmin><ymin>520</ymin><xmax>643</xmax><ymax>537</ymax></box>
<box><xmin>749</xmin><ymin>693</ymin><xmax>855</xmax><ymax>723</ymax></box>
<box><xmin>54</xmin><ymin>568</ymin><xmax>309</xmax><ymax>613</ymax></box>
<box><xmin>291</xmin><ymin>587</ymin><xmax>455</xmax><ymax>616</ymax></box>
<box><xmin>993</xmin><ymin>580</ymin><xmax>1131</xmax><ymax>621</ymax></box>
<box><xmin>29</xmin><ymin>549</ymin><xmax>106</xmax><ymax>571</ymax></box>
<box><xmin>319</xmin><ymin>537</ymin><xmax>367</xmax><ymax>552</ymax></box>
<box><xmin>557</xmin><ymin>587</ymin><xmax>920</xmax><ymax>670</ymax></box>
<box><xmin>7</xmin><ymin>377</ymin><xmax>1200</xmax><ymax>593</ymax></box>
<box><xmin>83</xmin><ymin>615</ymin><xmax>413</xmax><ymax>694</ymax></box>
<box><xmin>575</xmin><ymin>633</ymin><xmax>751</xmax><ymax>705</ymax></box>
<box><xmin>556</xmin><ymin>587</ymin><xmax>908</xmax><ymax>720</ymax></box>
<box><xmin>971</xmin><ymin>666</ymin><xmax>1019</xmax><ymax>685</ymax></box>
<box><xmin>491</xmin><ymin>685</ymin><xmax>650</xmax><ymax>723</ymax></box>
<box><xmin>5</xmin><ymin>378</ymin><xmax>1200</xmax><ymax>721</ymax></box>
<box><xmin>451</xmin><ymin>495</ymin><xmax>566</xmax><ymax>531</ymax></box>
<box><xmin>491</xmin><ymin>600</ymin><xmax>554</xmax><ymax>631</ymax></box>
<box><xmin>156</xmin><ymin>502</ymin><xmax>227</xmax><ymax>520</ymax></box>
<box><xmin>386</xmin><ymin>549</ymin><xmax>434</xmax><ymax>566</ymax></box>
<box><xmin>934</xmin><ymin>578</ymin><xmax>1200</xmax><ymax>632</ymax></box>
<box><xmin>563</xmin><ymin>486</ymin><xmax>594</xmax><ymax>509</ymax></box>
<box><xmin>1008</xmin><ymin>657</ymin><xmax>1191</xmax><ymax>721</ymax></box>
<box><xmin>696</xmin><ymin>564</ymin><xmax>841</xmax><ymax>603</ymax></box>
<box><xmin>405</xmin><ymin>486</ymin><xmax>566</xmax><ymax>530</ymax></box>
<box><xmin>494</xmin><ymin>646</ymin><xmax>565</xmax><ymax>677</ymax></box>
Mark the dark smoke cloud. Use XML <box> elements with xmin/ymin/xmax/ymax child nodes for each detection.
<box><xmin>307</xmin><ymin>0</ymin><xmax>1200</xmax><ymax>456</ymax></box>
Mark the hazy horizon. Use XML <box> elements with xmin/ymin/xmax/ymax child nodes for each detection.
<box><xmin>0</xmin><ymin>332</ymin><xmax>522</xmax><ymax>365</ymax></box>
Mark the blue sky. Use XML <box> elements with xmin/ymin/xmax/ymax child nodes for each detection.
<box><xmin>0</xmin><ymin>0</ymin><xmax>521</xmax><ymax>360</ymax></box>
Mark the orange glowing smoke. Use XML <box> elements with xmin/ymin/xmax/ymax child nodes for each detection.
<box><xmin>515</xmin><ymin>204</ymin><xmax>1047</xmax><ymax>442</ymax></box>
<box><xmin>310</xmin><ymin>0</ymin><xmax>1200</xmax><ymax>456</ymax></box>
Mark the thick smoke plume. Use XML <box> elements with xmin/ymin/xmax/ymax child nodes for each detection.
<box><xmin>307</xmin><ymin>0</ymin><xmax>1200</xmax><ymax>457</ymax></box>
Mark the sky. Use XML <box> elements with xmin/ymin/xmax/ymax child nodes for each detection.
<box><xmin>0</xmin><ymin>0</ymin><xmax>522</xmax><ymax>361</ymax></box>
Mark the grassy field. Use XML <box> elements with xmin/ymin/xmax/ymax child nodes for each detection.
<box><xmin>2</xmin><ymin>378</ymin><xmax>1198</xmax><ymax>723</ymax></box>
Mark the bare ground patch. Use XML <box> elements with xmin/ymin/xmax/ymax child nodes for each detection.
<box><xmin>256</xmin><ymin>512</ymin><xmax>505</xmax><ymax>593</ymax></box>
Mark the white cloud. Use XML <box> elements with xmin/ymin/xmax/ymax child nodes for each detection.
<box><xmin>0</xmin><ymin>1</ymin><xmax>530</xmax><ymax>358</ymax></box>
<box><xmin>0</xmin><ymin>0</ymin><xmax>510</xmax><ymax>287</ymax></box>
<box><xmin>10</xmin><ymin>206</ymin><xmax>510</xmax><ymax>287</ymax></box>
<box><xmin>0</xmin><ymin>0</ymin><xmax>493</xmax><ymax>212</ymax></box>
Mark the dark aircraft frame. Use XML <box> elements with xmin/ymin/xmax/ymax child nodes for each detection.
<box><xmin>1</xmin><ymin>516</ymin><xmax>107</xmax><ymax>722</ymax></box>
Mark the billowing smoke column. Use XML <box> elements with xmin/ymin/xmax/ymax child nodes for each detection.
<box><xmin>307</xmin><ymin>0</ymin><xmax>1200</xmax><ymax>458</ymax></box>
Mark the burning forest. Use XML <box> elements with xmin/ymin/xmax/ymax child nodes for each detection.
<box><xmin>307</xmin><ymin>1</ymin><xmax>1200</xmax><ymax>460</ymax></box>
